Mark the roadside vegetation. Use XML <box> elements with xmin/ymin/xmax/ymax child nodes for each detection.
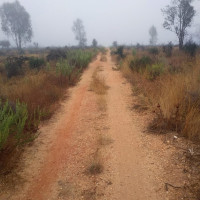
<box><xmin>113</xmin><ymin>45</ymin><xmax>200</xmax><ymax>140</ymax></box>
<box><xmin>111</xmin><ymin>43</ymin><xmax>200</xmax><ymax>198</ymax></box>
<box><xmin>0</xmin><ymin>47</ymin><xmax>97</xmax><ymax>169</ymax></box>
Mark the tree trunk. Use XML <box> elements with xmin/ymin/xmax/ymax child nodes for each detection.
<box><xmin>179</xmin><ymin>37</ymin><xmax>184</xmax><ymax>50</ymax></box>
<box><xmin>18</xmin><ymin>35</ymin><xmax>23</xmax><ymax>54</ymax></box>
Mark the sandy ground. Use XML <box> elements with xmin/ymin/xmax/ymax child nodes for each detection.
<box><xmin>0</xmin><ymin>51</ymin><xmax>189</xmax><ymax>200</ymax></box>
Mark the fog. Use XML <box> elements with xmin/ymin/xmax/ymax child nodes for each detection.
<box><xmin>0</xmin><ymin>0</ymin><xmax>200</xmax><ymax>47</ymax></box>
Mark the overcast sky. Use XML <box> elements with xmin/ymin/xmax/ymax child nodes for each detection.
<box><xmin>0</xmin><ymin>0</ymin><xmax>200</xmax><ymax>47</ymax></box>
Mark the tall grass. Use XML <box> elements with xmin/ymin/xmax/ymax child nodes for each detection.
<box><xmin>0</xmin><ymin>48</ymin><xmax>96</xmax><ymax>152</ymax></box>
<box><xmin>0</xmin><ymin>100</ymin><xmax>29</xmax><ymax>149</ymax></box>
<box><xmin>120</xmin><ymin>48</ymin><xmax>200</xmax><ymax>140</ymax></box>
<box><xmin>66</xmin><ymin>49</ymin><xmax>95</xmax><ymax>68</ymax></box>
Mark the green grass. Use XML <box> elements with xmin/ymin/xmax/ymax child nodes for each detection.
<box><xmin>0</xmin><ymin>100</ymin><xmax>29</xmax><ymax>150</ymax></box>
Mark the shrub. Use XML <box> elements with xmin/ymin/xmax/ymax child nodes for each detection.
<box><xmin>29</xmin><ymin>57</ymin><xmax>45</xmax><ymax>70</ymax></box>
<box><xmin>129</xmin><ymin>56</ymin><xmax>153</xmax><ymax>72</ymax></box>
<box><xmin>116</xmin><ymin>46</ymin><xmax>125</xmax><ymax>58</ymax></box>
<box><xmin>5</xmin><ymin>56</ymin><xmax>27</xmax><ymax>78</ymax></box>
<box><xmin>163</xmin><ymin>42</ymin><xmax>173</xmax><ymax>57</ymax></box>
<box><xmin>46</xmin><ymin>49</ymin><xmax>66</xmax><ymax>61</ymax></box>
<box><xmin>184</xmin><ymin>40</ymin><xmax>198</xmax><ymax>57</ymax></box>
<box><xmin>146</xmin><ymin>64</ymin><xmax>164</xmax><ymax>80</ymax></box>
<box><xmin>148</xmin><ymin>47</ymin><xmax>159</xmax><ymax>55</ymax></box>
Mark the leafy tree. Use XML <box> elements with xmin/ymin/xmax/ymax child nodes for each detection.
<box><xmin>92</xmin><ymin>39</ymin><xmax>98</xmax><ymax>48</ymax></box>
<box><xmin>0</xmin><ymin>40</ymin><xmax>10</xmax><ymax>49</ymax></box>
<box><xmin>72</xmin><ymin>18</ymin><xmax>87</xmax><ymax>48</ymax></box>
<box><xmin>149</xmin><ymin>26</ymin><xmax>158</xmax><ymax>45</ymax></box>
<box><xmin>0</xmin><ymin>1</ymin><xmax>33</xmax><ymax>51</ymax></box>
<box><xmin>162</xmin><ymin>0</ymin><xmax>195</xmax><ymax>50</ymax></box>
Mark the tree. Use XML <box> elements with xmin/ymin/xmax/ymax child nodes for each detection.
<box><xmin>72</xmin><ymin>18</ymin><xmax>87</xmax><ymax>47</ymax></box>
<box><xmin>0</xmin><ymin>1</ymin><xmax>33</xmax><ymax>51</ymax></box>
<box><xmin>162</xmin><ymin>0</ymin><xmax>195</xmax><ymax>50</ymax></box>
<box><xmin>149</xmin><ymin>26</ymin><xmax>158</xmax><ymax>45</ymax></box>
<box><xmin>0</xmin><ymin>40</ymin><xmax>10</xmax><ymax>49</ymax></box>
<box><xmin>92</xmin><ymin>39</ymin><xmax>97</xmax><ymax>48</ymax></box>
<box><xmin>113</xmin><ymin>41</ymin><xmax>118</xmax><ymax>48</ymax></box>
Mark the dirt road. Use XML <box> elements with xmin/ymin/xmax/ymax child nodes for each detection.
<box><xmin>1</xmin><ymin>50</ymin><xmax>186</xmax><ymax>200</ymax></box>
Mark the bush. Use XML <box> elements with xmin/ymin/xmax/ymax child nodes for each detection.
<box><xmin>148</xmin><ymin>47</ymin><xmax>159</xmax><ymax>55</ymax></box>
<box><xmin>129</xmin><ymin>56</ymin><xmax>153</xmax><ymax>72</ymax></box>
<box><xmin>29</xmin><ymin>57</ymin><xmax>45</xmax><ymax>70</ymax></box>
<box><xmin>5</xmin><ymin>56</ymin><xmax>27</xmax><ymax>78</ymax></box>
<box><xmin>116</xmin><ymin>46</ymin><xmax>125</xmax><ymax>58</ymax></box>
<box><xmin>146</xmin><ymin>64</ymin><xmax>164</xmax><ymax>80</ymax></box>
<box><xmin>46</xmin><ymin>49</ymin><xmax>66</xmax><ymax>61</ymax></box>
<box><xmin>184</xmin><ymin>40</ymin><xmax>198</xmax><ymax>57</ymax></box>
<box><xmin>163</xmin><ymin>42</ymin><xmax>173</xmax><ymax>57</ymax></box>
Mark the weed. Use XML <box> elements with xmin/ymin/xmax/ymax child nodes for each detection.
<box><xmin>98</xmin><ymin>135</ymin><xmax>113</xmax><ymax>146</ymax></box>
<box><xmin>87</xmin><ymin>161</ymin><xmax>103</xmax><ymax>175</ymax></box>
<box><xmin>90</xmin><ymin>67</ymin><xmax>108</xmax><ymax>95</ymax></box>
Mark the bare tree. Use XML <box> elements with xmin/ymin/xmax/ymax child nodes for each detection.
<box><xmin>149</xmin><ymin>26</ymin><xmax>158</xmax><ymax>45</ymax></box>
<box><xmin>162</xmin><ymin>0</ymin><xmax>195</xmax><ymax>49</ymax></box>
<box><xmin>72</xmin><ymin>18</ymin><xmax>87</xmax><ymax>48</ymax></box>
<box><xmin>0</xmin><ymin>1</ymin><xmax>33</xmax><ymax>52</ymax></box>
<box><xmin>92</xmin><ymin>39</ymin><xmax>98</xmax><ymax>48</ymax></box>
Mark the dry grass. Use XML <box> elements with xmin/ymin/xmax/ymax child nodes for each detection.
<box><xmin>98</xmin><ymin>135</ymin><xmax>113</xmax><ymax>146</ymax></box>
<box><xmin>120</xmin><ymin>49</ymin><xmax>200</xmax><ymax>140</ymax></box>
<box><xmin>100</xmin><ymin>55</ymin><xmax>107</xmax><ymax>62</ymax></box>
<box><xmin>97</xmin><ymin>96</ymin><xmax>107</xmax><ymax>112</ymax></box>
<box><xmin>118</xmin><ymin>47</ymin><xmax>200</xmax><ymax>199</ymax></box>
<box><xmin>0</xmin><ymin>71</ymin><xmax>64</xmax><ymax>119</ymax></box>
<box><xmin>86</xmin><ymin>149</ymin><xmax>103</xmax><ymax>176</ymax></box>
<box><xmin>87</xmin><ymin>161</ymin><xmax>103</xmax><ymax>175</ymax></box>
<box><xmin>90</xmin><ymin>67</ymin><xmax>108</xmax><ymax>95</ymax></box>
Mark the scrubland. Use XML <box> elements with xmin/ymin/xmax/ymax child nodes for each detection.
<box><xmin>113</xmin><ymin>46</ymin><xmax>200</xmax><ymax>141</ymax></box>
<box><xmin>0</xmin><ymin>47</ymin><xmax>98</xmax><ymax>168</ymax></box>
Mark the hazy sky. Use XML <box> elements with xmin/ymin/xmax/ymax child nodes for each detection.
<box><xmin>0</xmin><ymin>0</ymin><xmax>200</xmax><ymax>47</ymax></box>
